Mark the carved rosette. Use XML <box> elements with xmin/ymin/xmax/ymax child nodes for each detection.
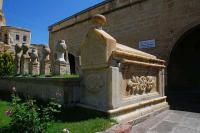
<box><xmin>85</xmin><ymin>74</ymin><xmax>105</xmax><ymax>93</ymax></box>
<box><xmin>126</xmin><ymin>76</ymin><xmax>156</xmax><ymax>96</ymax></box>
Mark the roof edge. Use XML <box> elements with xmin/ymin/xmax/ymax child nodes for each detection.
<box><xmin>1</xmin><ymin>26</ymin><xmax>31</xmax><ymax>32</ymax></box>
<box><xmin>48</xmin><ymin>0</ymin><xmax>112</xmax><ymax>29</ymax></box>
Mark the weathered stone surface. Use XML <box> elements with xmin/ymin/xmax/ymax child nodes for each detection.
<box><xmin>178</xmin><ymin>117</ymin><xmax>200</xmax><ymax>130</ymax></box>
<box><xmin>0</xmin><ymin>77</ymin><xmax>81</xmax><ymax>105</ymax></box>
<box><xmin>54</xmin><ymin>60</ymin><xmax>70</xmax><ymax>75</ymax></box>
<box><xmin>30</xmin><ymin>49</ymin><xmax>39</xmax><ymax>75</ymax></box>
<box><xmin>40</xmin><ymin>46</ymin><xmax>51</xmax><ymax>75</ymax></box>
<box><xmin>55</xmin><ymin>40</ymin><xmax>67</xmax><ymax>62</ymax></box>
<box><xmin>172</xmin><ymin>126</ymin><xmax>199</xmax><ymax>133</ymax></box>
<box><xmin>104</xmin><ymin>124</ymin><xmax>132</xmax><ymax>133</ymax></box>
<box><xmin>130</xmin><ymin>110</ymin><xmax>200</xmax><ymax>133</ymax></box>
<box><xmin>150</xmin><ymin>121</ymin><xmax>177</xmax><ymax>133</ymax></box>
<box><xmin>30</xmin><ymin>63</ymin><xmax>39</xmax><ymax>75</ymax></box>
<box><xmin>54</xmin><ymin>40</ymin><xmax>70</xmax><ymax>75</ymax></box>
<box><xmin>0</xmin><ymin>0</ymin><xmax>6</xmax><ymax>27</ymax></box>
<box><xmin>49</xmin><ymin>0</ymin><xmax>200</xmax><ymax>73</ymax></box>
<box><xmin>1</xmin><ymin>26</ymin><xmax>31</xmax><ymax>46</ymax></box>
<box><xmin>20</xmin><ymin>43</ymin><xmax>30</xmax><ymax>75</ymax></box>
<box><xmin>14</xmin><ymin>43</ymin><xmax>22</xmax><ymax>75</ymax></box>
<box><xmin>164</xmin><ymin>112</ymin><xmax>185</xmax><ymax>123</ymax></box>
<box><xmin>80</xmin><ymin>28</ymin><xmax>117</xmax><ymax>69</ymax></box>
<box><xmin>80</xmin><ymin>14</ymin><xmax>168</xmax><ymax>123</ymax></box>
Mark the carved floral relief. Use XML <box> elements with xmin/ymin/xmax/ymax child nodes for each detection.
<box><xmin>126</xmin><ymin>76</ymin><xmax>156</xmax><ymax>96</ymax></box>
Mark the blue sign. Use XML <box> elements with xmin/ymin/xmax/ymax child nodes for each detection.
<box><xmin>139</xmin><ymin>39</ymin><xmax>156</xmax><ymax>49</ymax></box>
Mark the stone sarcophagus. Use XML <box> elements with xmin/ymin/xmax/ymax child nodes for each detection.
<box><xmin>80</xmin><ymin>14</ymin><xmax>168</xmax><ymax>123</ymax></box>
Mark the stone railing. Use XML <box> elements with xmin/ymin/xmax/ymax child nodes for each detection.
<box><xmin>80</xmin><ymin>14</ymin><xmax>168</xmax><ymax>123</ymax></box>
<box><xmin>0</xmin><ymin>77</ymin><xmax>80</xmax><ymax>105</ymax></box>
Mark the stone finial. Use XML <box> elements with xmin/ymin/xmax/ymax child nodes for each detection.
<box><xmin>41</xmin><ymin>46</ymin><xmax>51</xmax><ymax>61</ymax></box>
<box><xmin>91</xmin><ymin>14</ymin><xmax>107</xmax><ymax>29</ymax></box>
<box><xmin>30</xmin><ymin>48</ymin><xmax>38</xmax><ymax>64</ymax></box>
<box><xmin>22</xmin><ymin>43</ymin><xmax>30</xmax><ymax>55</ymax></box>
<box><xmin>55</xmin><ymin>40</ymin><xmax>67</xmax><ymax>62</ymax></box>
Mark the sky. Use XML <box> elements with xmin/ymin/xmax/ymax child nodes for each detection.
<box><xmin>3</xmin><ymin>0</ymin><xmax>104</xmax><ymax>44</ymax></box>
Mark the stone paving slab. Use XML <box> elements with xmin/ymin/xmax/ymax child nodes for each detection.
<box><xmin>131</xmin><ymin>110</ymin><xmax>200</xmax><ymax>133</ymax></box>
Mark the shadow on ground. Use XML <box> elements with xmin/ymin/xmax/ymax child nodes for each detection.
<box><xmin>166</xmin><ymin>88</ymin><xmax>200</xmax><ymax>113</ymax></box>
<box><xmin>56</xmin><ymin>107</ymin><xmax>108</xmax><ymax>122</ymax></box>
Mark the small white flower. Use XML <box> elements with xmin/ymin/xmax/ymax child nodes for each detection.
<box><xmin>63</xmin><ymin>128</ymin><xmax>70</xmax><ymax>133</ymax></box>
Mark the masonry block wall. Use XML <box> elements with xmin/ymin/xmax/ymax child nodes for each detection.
<box><xmin>48</xmin><ymin>0</ymin><xmax>200</xmax><ymax>73</ymax></box>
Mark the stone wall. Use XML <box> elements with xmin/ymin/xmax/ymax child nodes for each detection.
<box><xmin>0</xmin><ymin>77</ymin><xmax>81</xmax><ymax>105</ymax></box>
<box><xmin>49</xmin><ymin>0</ymin><xmax>200</xmax><ymax>65</ymax></box>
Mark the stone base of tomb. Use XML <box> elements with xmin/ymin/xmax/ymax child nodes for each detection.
<box><xmin>30</xmin><ymin>63</ymin><xmax>39</xmax><ymax>76</ymax></box>
<box><xmin>20</xmin><ymin>58</ymin><xmax>30</xmax><ymax>75</ymax></box>
<box><xmin>40</xmin><ymin>61</ymin><xmax>51</xmax><ymax>75</ymax></box>
<box><xmin>14</xmin><ymin>65</ymin><xmax>20</xmax><ymax>75</ymax></box>
<box><xmin>54</xmin><ymin>61</ymin><xmax>70</xmax><ymax>75</ymax></box>
<box><xmin>78</xmin><ymin>96</ymin><xmax>169</xmax><ymax>123</ymax></box>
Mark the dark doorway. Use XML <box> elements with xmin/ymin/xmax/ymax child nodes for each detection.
<box><xmin>68</xmin><ymin>53</ymin><xmax>76</xmax><ymax>74</ymax></box>
<box><xmin>167</xmin><ymin>25</ymin><xmax>200</xmax><ymax>112</ymax></box>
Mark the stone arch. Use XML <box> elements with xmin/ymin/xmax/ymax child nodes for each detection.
<box><xmin>167</xmin><ymin>23</ymin><xmax>200</xmax><ymax>112</ymax></box>
<box><xmin>68</xmin><ymin>53</ymin><xmax>76</xmax><ymax>74</ymax></box>
<box><xmin>167</xmin><ymin>20</ymin><xmax>200</xmax><ymax>65</ymax></box>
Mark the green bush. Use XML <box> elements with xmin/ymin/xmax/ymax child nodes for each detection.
<box><xmin>7</xmin><ymin>95</ymin><xmax>61</xmax><ymax>133</ymax></box>
<box><xmin>0</xmin><ymin>52</ymin><xmax>14</xmax><ymax>76</ymax></box>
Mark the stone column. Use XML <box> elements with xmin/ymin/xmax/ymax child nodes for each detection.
<box><xmin>54</xmin><ymin>40</ymin><xmax>70</xmax><ymax>75</ymax></box>
<box><xmin>30</xmin><ymin>48</ymin><xmax>39</xmax><ymax>76</ymax></box>
<box><xmin>40</xmin><ymin>46</ymin><xmax>51</xmax><ymax>75</ymax></box>
<box><xmin>20</xmin><ymin>43</ymin><xmax>30</xmax><ymax>75</ymax></box>
<box><xmin>14</xmin><ymin>43</ymin><xmax>22</xmax><ymax>75</ymax></box>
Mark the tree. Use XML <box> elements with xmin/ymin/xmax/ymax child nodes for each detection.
<box><xmin>0</xmin><ymin>52</ymin><xmax>14</xmax><ymax>76</ymax></box>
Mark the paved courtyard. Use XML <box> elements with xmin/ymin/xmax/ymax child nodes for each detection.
<box><xmin>131</xmin><ymin>110</ymin><xmax>200</xmax><ymax>133</ymax></box>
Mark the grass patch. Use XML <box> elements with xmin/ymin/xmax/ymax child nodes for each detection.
<box><xmin>48</xmin><ymin>118</ymin><xmax>113</xmax><ymax>133</ymax></box>
<box><xmin>0</xmin><ymin>100</ymin><xmax>11</xmax><ymax>128</ymax></box>
<box><xmin>12</xmin><ymin>74</ymin><xmax>80</xmax><ymax>79</ymax></box>
<box><xmin>47</xmin><ymin>107</ymin><xmax>115</xmax><ymax>133</ymax></box>
<box><xmin>48</xmin><ymin>74</ymin><xmax>79</xmax><ymax>78</ymax></box>
<box><xmin>0</xmin><ymin>100</ymin><xmax>114</xmax><ymax>133</ymax></box>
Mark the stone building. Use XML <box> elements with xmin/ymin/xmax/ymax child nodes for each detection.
<box><xmin>49</xmin><ymin>0</ymin><xmax>200</xmax><ymax>110</ymax></box>
<box><xmin>0</xmin><ymin>0</ymin><xmax>32</xmax><ymax>55</ymax></box>
<box><xmin>0</xmin><ymin>0</ymin><xmax>44</xmax><ymax>57</ymax></box>
<box><xmin>0</xmin><ymin>0</ymin><xmax>6</xmax><ymax>27</ymax></box>
<box><xmin>0</xmin><ymin>26</ymin><xmax>31</xmax><ymax>46</ymax></box>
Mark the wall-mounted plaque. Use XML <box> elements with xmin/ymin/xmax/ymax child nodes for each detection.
<box><xmin>139</xmin><ymin>39</ymin><xmax>156</xmax><ymax>49</ymax></box>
